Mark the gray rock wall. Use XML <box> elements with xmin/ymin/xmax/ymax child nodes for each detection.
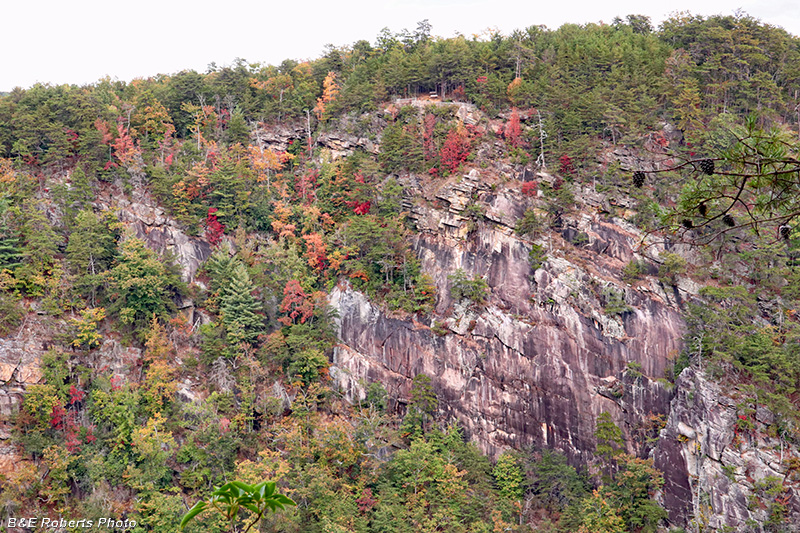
<box><xmin>654</xmin><ymin>367</ymin><xmax>800</xmax><ymax>529</ymax></box>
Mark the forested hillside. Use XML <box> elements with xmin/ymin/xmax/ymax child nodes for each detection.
<box><xmin>1</xmin><ymin>12</ymin><xmax>800</xmax><ymax>532</ymax></box>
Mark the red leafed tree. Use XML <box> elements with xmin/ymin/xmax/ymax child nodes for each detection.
<box><xmin>440</xmin><ymin>127</ymin><xmax>470</xmax><ymax>174</ymax></box>
<box><xmin>521</xmin><ymin>181</ymin><xmax>538</xmax><ymax>197</ymax></box>
<box><xmin>558</xmin><ymin>154</ymin><xmax>576</xmax><ymax>177</ymax></box>
<box><xmin>50</xmin><ymin>403</ymin><xmax>66</xmax><ymax>430</ymax></box>
<box><xmin>69</xmin><ymin>384</ymin><xmax>86</xmax><ymax>406</ymax></box>
<box><xmin>352</xmin><ymin>201</ymin><xmax>371</xmax><ymax>215</ymax></box>
<box><xmin>112</xmin><ymin>122</ymin><xmax>142</xmax><ymax>169</ymax></box>
<box><xmin>279</xmin><ymin>280</ymin><xmax>314</xmax><ymax>325</ymax></box>
<box><xmin>295</xmin><ymin>169</ymin><xmax>318</xmax><ymax>205</ymax></box>
<box><xmin>302</xmin><ymin>233</ymin><xmax>328</xmax><ymax>271</ymax></box>
<box><xmin>206</xmin><ymin>207</ymin><xmax>226</xmax><ymax>246</ymax></box>
<box><xmin>95</xmin><ymin>119</ymin><xmax>114</xmax><ymax>144</ymax></box>
<box><xmin>505</xmin><ymin>108</ymin><xmax>522</xmax><ymax>148</ymax></box>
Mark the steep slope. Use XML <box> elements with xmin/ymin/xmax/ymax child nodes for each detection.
<box><xmin>330</xmin><ymin>169</ymin><xmax>682</xmax><ymax>460</ymax></box>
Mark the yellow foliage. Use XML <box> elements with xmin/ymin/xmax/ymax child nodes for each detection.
<box><xmin>235</xmin><ymin>449</ymin><xmax>292</xmax><ymax>485</ymax></box>
<box><xmin>71</xmin><ymin>307</ymin><xmax>106</xmax><ymax>349</ymax></box>
<box><xmin>142</xmin><ymin>360</ymin><xmax>176</xmax><ymax>414</ymax></box>
<box><xmin>0</xmin><ymin>158</ymin><xmax>16</xmax><ymax>185</ymax></box>
<box><xmin>132</xmin><ymin>412</ymin><xmax>176</xmax><ymax>457</ymax></box>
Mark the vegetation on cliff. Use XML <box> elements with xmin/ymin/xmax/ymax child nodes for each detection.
<box><xmin>1</xmin><ymin>11</ymin><xmax>800</xmax><ymax>532</ymax></box>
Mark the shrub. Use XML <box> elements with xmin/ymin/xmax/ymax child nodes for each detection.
<box><xmin>529</xmin><ymin>244</ymin><xmax>547</xmax><ymax>271</ymax></box>
<box><xmin>602</xmin><ymin>287</ymin><xmax>632</xmax><ymax>317</ymax></box>
<box><xmin>658</xmin><ymin>252</ymin><xmax>686</xmax><ymax>285</ymax></box>
<box><xmin>448</xmin><ymin>269</ymin><xmax>489</xmax><ymax>306</ymax></box>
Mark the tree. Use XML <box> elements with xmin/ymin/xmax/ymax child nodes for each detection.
<box><xmin>66</xmin><ymin>210</ymin><xmax>120</xmax><ymax>306</ymax></box>
<box><xmin>608</xmin><ymin>455</ymin><xmax>667</xmax><ymax>532</ymax></box>
<box><xmin>219</xmin><ymin>263</ymin><xmax>263</xmax><ymax>350</ymax></box>
<box><xmin>577</xmin><ymin>490</ymin><xmax>626</xmax><ymax>533</ymax></box>
<box><xmin>505</xmin><ymin>108</ymin><xmax>522</xmax><ymax>148</ymax></box>
<box><xmin>636</xmin><ymin>115</ymin><xmax>800</xmax><ymax>246</ymax></box>
<box><xmin>105</xmin><ymin>237</ymin><xmax>184</xmax><ymax>333</ymax></box>
<box><xmin>439</xmin><ymin>125</ymin><xmax>470</xmax><ymax>174</ymax></box>
<box><xmin>313</xmin><ymin>71</ymin><xmax>339</xmax><ymax>121</ymax></box>
<box><xmin>279</xmin><ymin>279</ymin><xmax>313</xmax><ymax>326</ymax></box>
<box><xmin>14</xmin><ymin>200</ymin><xmax>61</xmax><ymax>295</ymax></box>
<box><xmin>493</xmin><ymin>452</ymin><xmax>525</xmax><ymax>500</ymax></box>
<box><xmin>595</xmin><ymin>412</ymin><xmax>624</xmax><ymax>464</ymax></box>
<box><xmin>448</xmin><ymin>268</ymin><xmax>489</xmax><ymax>306</ymax></box>
<box><xmin>402</xmin><ymin>373</ymin><xmax>438</xmax><ymax>438</ymax></box>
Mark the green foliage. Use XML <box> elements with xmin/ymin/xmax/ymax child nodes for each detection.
<box><xmin>286</xmin><ymin>349</ymin><xmax>328</xmax><ymax>386</ymax></box>
<box><xmin>401</xmin><ymin>373</ymin><xmax>438</xmax><ymax>439</ymax></box>
<box><xmin>493</xmin><ymin>452</ymin><xmax>525</xmax><ymax>500</ymax></box>
<box><xmin>448</xmin><ymin>268</ymin><xmax>489</xmax><ymax>306</ymax></box>
<box><xmin>607</xmin><ymin>455</ymin><xmax>667</xmax><ymax>531</ymax></box>
<box><xmin>70</xmin><ymin>307</ymin><xmax>106</xmax><ymax>349</ymax></box>
<box><xmin>379</xmin><ymin>119</ymin><xmax>423</xmax><ymax>173</ymax></box>
<box><xmin>625</xmin><ymin>361</ymin><xmax>643</xmax><ymax>379</ymax></box>
<box><xmin>525</xmin><ymin>449</ymin><xmax>589</xmax><ymax>518</ymax></box>
<box><xmin>621</xmin><ymin>259</ymin><xmax>646</xmax><ymax>283</ymax></box>
<box><xmin>657</xmin><ymin>252</ymin><xmax>686</xmax><ymax>286</ymax></box>
<box><xmin>683</xmin><ymin>284</ymin><xmax>800</xmax><ymax>425</ymax></box>
<box><xmin>595</xmin><ymin>412</ymin><xmax>624</xmax><ymax>463</ymax></box>
<box><xmin>516</xmin><ymin>208</ymin><xmax>543</xmax><ymax>238</ymax></box>
<box><xmin>66</xmin><ymin>209</ymin><xmax>120</xmax><ymax>305</ymax></box>
<box><xmin>0</xmin><ymin>291</ymin><xmax>24</xmax><ymax>335</ymax></box>
<box><xmin>219</xmin><ymin>263</ymin><xmax>264</xmax><ymax>352</ymax></box>
<box><xmin>180</xmin><ymin>481</ymin><xmax>296</xmax><ymax>533</ymax></box>
<box><xmin>105</xmin><ymin>237</ymin><xmax>185</xmax><ymax>335</ymax></box>
<box><xmin>577</xmin><ymin>490</ymin><xmax>626</xmax><ymax>533</ymax></box>
<box><xmin>3</xmin><ymin>14</ymin><xmax>800</xmax><ymax>532</ymax></box>
<box><xmin>13</xmin><ymin>200</ymin><xmax>62</xmax><ymax>296</ymax></box>
<box><xmin>602</xmin><ymin>286</ymin><xmax>632</xmax><ymax>317</ymax></box>
<box><xmin>364</xmin><ymin>381</ymin><xmax>388</xmax><ymax>412</ymax></box>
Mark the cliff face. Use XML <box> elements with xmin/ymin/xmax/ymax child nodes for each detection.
<box><xmin>655</xmin><ymin>367</ymin><xmax>800</xmax><ymax>529</ymax></box>
<box><xmin>4</xmin><ymin>167</ymin><xmax>796</xmax><ymax>528</ymax></box>
<box><xmin>330</xmin><ymin>170</ymin><xmax>684</xmax><ymax>461</ymax></box>
<box><xmin>328</xmin><ymin>169</ymin><xmax>800</xmax><ymax>527</ymax></box>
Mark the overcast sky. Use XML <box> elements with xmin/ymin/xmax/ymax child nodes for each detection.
<box><xmin>2</xmin><ymin>0</ymin><xmax>798</xmax><ymax>92</ymax></box>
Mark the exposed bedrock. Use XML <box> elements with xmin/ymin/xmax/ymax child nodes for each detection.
<box><xmin>330</xmin><ymin>174</ymin><xmax>684</xmax><ymax>463</ymax></box>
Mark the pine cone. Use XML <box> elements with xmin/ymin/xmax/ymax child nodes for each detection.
<box><xmin>698</xmin><ymin>203</ymin><xmax>707</xmax><ymax>217</ymax></box>
<box><xmin>699</xmin><ymin>159</ymin><xmax>715</xmax><ymax>175</ymax></box>
<box><xmin>780</xmin><ymin>225</ymin><xmax>791</xmax><ymax>240</ymax></box>
<box><xmin>633</xmin><ymin>171</ymin><xmax>645</xmax><ymax>188</ymax></box>
<box><xmin>722</xmin><ymin>214</ymin><xmax>735</xmax><ymax>227</ymax></box>
<box><xmin>681</xmin><ymin>219</ymin><xmax>694</xmax><ymax>229</ymax></box>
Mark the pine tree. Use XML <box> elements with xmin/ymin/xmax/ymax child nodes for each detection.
<box><xmin>0</xmin><ymin>234</ymin><xmax>22</xmax><ymax>272</ymax></box>
<box><xmin>66</xmin><ymin>210</ymin><xmax>119</xmax><ymax>306</ymax></box>
<box><xmin>0</xmin><ymin>200</ymin><xmax>22</xmax><ymax>273</ymax></box>
<box><xmin>203</xmin><ymin>243</ymin><xmax>237</xmax><ymax>311</ymax></box>
<box><xmin>106</xmin><ymin>237</ymin><xmax>184</xmax><ymax>332</ymax></box>
<box><xmin>220</xmin><ymin>263</ymin><xmax>263</xmax><ymax>350</ymax></box>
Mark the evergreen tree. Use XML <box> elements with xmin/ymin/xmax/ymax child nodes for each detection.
<box><xmin>219</xmin><ymin>263</ymin><xmax>263</xmax><ymax>351</ymax></box>
<box><xmin>0</xmin><ymin>233</ymin><xmax>21</xmax><ymax>272</ymax></box>
<box><xmin>204</xmin><ymin>243</ymin><xmax>238</xmax><ymax>310</ymax></box>
<box><xmin>106</xmin><ymin>237</ymin><xmax>184</xmax><ymax>333</ymax></box>
<box><xmin>14</xmin><ymin>200</ymin><xmax>61</xmax><ymax>295</ymax></box>
<box><xmin>66</xmin><ymin>210</ymin><xmax>120</xmax><ymax>306</ymax></box>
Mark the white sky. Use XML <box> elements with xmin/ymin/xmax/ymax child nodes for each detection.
<box><xmin>1</xmin><ymin>0</ymin><xmax>798</xmax><ymax>92</ymax></box>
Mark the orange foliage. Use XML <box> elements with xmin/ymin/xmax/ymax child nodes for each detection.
<box><xmin>302</xmin><ymin>233</ymin><xmax>327</xmax><ymax>271</ymax></box>
<box><xmin>313</xmin><ymin>71</ymin><xmax>339</xmax><ymax>120</ymax></box>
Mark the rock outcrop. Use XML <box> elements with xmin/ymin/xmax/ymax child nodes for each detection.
<box><xmin>654</xmin><ymin>367</ymin><xmax>800</xmax><ymax>529</ymax></box>
<box><xmin>96</xmin><ymin>180</ymin><xmax>211</xmax><ymax>284</ymax></box>
<box><xmin>330</xmin><ymin>170</ymin><xmax>685</xmax><ymax>463</ymax></box>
